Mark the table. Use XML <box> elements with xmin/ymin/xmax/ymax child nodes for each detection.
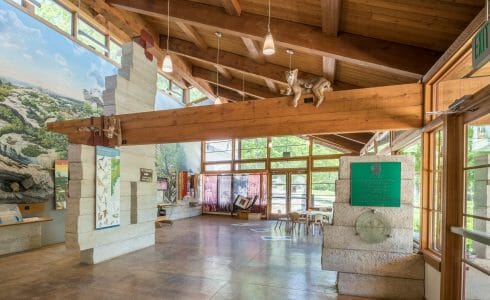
<box><xmin>298</xmin><ymin>211</ymin><xmax>333</xmax><ymax>235</ymax></box>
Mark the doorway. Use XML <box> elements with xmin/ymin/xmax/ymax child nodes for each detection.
<box><xmin>270</xmin><ymin>172</ymin><xmax>307</xmax><ymax>217</ymax></box>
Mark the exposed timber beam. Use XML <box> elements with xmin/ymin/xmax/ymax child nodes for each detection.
<box><xmin>212</xmin><ymin>85</ymin><xmax>243</xmax><ymax>102</ymax></box>
<box><xmin>175</xmin><ymin>21</ymin><xmax>208</xmax><ymax>49</ymax></box>
<box><xmin>217</xmin><ymin>66</ymin><xmax>233</xmax><ymax>81</ymax></box>
<box><xmin>78</xmin><ymin>0</ymin><xmax>216</xmax><ymax>101</ymax></box>
<box><xmin>320</xmin><ymin>0</ymin><xmax>342</xmax><ymax>36</ymax></box>
<box><xmin>160</xmin><ymin>36</ymin><xmax>309</xmax><ymax>85</ymax></box>
<box><xmin>193</xmin><ymin>67</ymin><xmax>277</xmax><ymax>99</ymax></box>
<box><xmin>47</xmin><ymin>83</ymin><xmax>423</xmax><ymax>146</ymax></box>
<box><xmin>241</xmin><ymin>37</ymin><xmax>265</xmax><ymax>64</ymax></box>
<box><xmin>108</xmin><ymin>0</ymin><xmax>439</xmax><ymax>78</ymax></box>
<box><xmin>323</xmin><ymin>56</ymin><xmax>336</xmax><ymax>82</ymax></box>
<box><xmin>220</xmin><ymin>0</ymin><xmax>241</xmax><ymax>16</ymax></box>
<box><xmin>314</xmin><ymin>134</ymin><xmax>363</xmax><ymax>153</ymax></box>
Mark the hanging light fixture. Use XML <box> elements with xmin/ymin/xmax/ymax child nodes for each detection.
<box><xmin>262</xmin><ymin>0</ymin><xmax>275</xmax><ymax>55</ymax></box>
<box><xmin>214</xmin><ymin>32</ymin><xmax>223</xmax><ymax>105</ymax></box>
<box><xmin>162</xmin><ymin>0</ymin><xmax>173</xmax><ymax>73</ymax></box>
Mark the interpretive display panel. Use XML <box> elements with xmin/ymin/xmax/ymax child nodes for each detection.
<box><xmin>54</xmin><ymin>160</ymin><xmax>68</xmax><ymax>210</ymax></box>
<box><xmin>351</xmin><ymin>162</ymin><xmax>401</xmax><ymax>207</ymax></box>
<box><xmin>95</xmin><ymin>146</ymin><xmax>120</xmax><ymax>229</ymax></box>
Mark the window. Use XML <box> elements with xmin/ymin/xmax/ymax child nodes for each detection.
<box><xmin>34</xmin><ymin>0</ymin><xmax>72</xmax><ymax>35</ymax></box>
<box><xmin>77</xmin><ymin>18</ymin><xmax>107</xmax><ymax>54</ymax></box>
<box><xmin>429</xmin><ymin>129</ymin><xmax>443</xmax><ymax>253</ymax></box>
<box><xmin>313</xmin><ymin>158</ymin><xmax>339</xmax><ymax>168</ymax></box>
<box><xmin>270</xmin><ymin>136</ymin><xmax>309</xmax><ymax>158</ymax></box>
<box><xmin>312</xmin><ymin>141</ymin><xmax>343</xmax><ymax>155</ymax></box>
<box><xmin>270</xmin><ymin>160</ymin><xmax>307</xmax><ymax>169</ymax></box>
<box><xmin>235</xmin><ymin>138</ymin><xmax>267</xmax><ymax>160</ymax></box>
<box><xmin>189</xmin><ymin>86</ymin><xmax>206</xmax><ymax>102</ymax></box>
<box><xmin>311</xmin><ymin>171</ymin><xmax>338</xmax><ymax>208</ymax></box>
<box><xmin>157</xmin><ymin>73</ymin><xmax>171</xmax><ymax>92</ymax></box>
<box><xmin>171</xmin><ymin>82</ymin><xmax>184</xmax><ymax>102</ymax></box>
<box><xmin>399</xmin><ymin>137</ymin><xmax>422</xmax><ymax>246</ymax></box>
<box><xmin>205</xmin><ymin>163</ymin><xmax>231</xmax><ymax>172</ymax></box>
<box><xmin>463</xmin><ymin>114</ymin><xmax>489</xmax><ymax>297</ymax></box>
<box><xmin>235</xmin><ymin>162</ymin><xmax>266</xmax><ymax>171</ymax></box>
<box><xmin>205</xmin><ymin>140</ymin><xmax>232</xmax><ymax>162</ymax></box>
<box><xmin>109</xmin><ymin>39</ymin><xmax>122</xmax><ymax>65</ymax></box>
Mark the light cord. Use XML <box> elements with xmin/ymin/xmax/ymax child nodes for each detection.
<box><xmin>167</xmin><ymin>0</ymin><xmax>170</xmax><ymax>51</ymax></box>
<box><xmin>216</xmin><ymin>33</ymin><xmax>220</xmax><ymax>98</ymax></box>
<box><xmin>242</xmin><ymin>72</ymin><xmax>245</xmax><ymax>101</ymax></box>
<box><xmin>267</xmin><ymin>0</ymin><xmax>271</xmax><ymax>32</ymax></box>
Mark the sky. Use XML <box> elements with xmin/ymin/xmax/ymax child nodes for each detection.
<box><xmin>0</xmin><ymin>0</ymin><xmax>116</xmax><ymax>101</ymax></box>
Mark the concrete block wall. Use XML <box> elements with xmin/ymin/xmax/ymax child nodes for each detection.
<box><xmin>65</xmin><ymin>42</ymin><xmax>158</xmax><ymax>264</ymax></box>
<box><xmin>0</xmin><ymin>223</ymin><xmax>42</xmax><ymax>255</ymax></box>
<box><xmin>322</xmin><ymin>156</ymin><xmax>425</xmax><ymax>299</ymax></box>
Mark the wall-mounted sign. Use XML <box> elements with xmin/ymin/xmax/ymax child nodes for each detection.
<box><xmin>473</xmin><ymin>21</ymin><xmax>490</xmax><ymax>70</ymax></box>
<box><xmin>140</xmin><ymin>168</ymin><xmax>153</xmax><ymax>182</ymax></box>
<box><xmin>351</xmin><ymin>162</ymin><xmax>401</xmax><ymax>207</ymax></box>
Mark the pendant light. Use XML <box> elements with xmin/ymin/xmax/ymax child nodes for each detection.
<box><xmin>163</xmin><ymin>0</ymin><xmax>173</xmax><ymax>73</ymax></box>
<box><xmin>214</xmin><ymin>32</ymin><xmax>223</xmax><ymax>105</ymax></box>
<box><xmin>262</xmin><ymin>0</ymin><xmax>275</xmax><ymax>55</ymax></box>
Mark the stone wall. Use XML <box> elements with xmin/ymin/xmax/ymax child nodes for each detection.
<box><xmin>65</xmin><ymin>42</ymin><xmax>157</xmax><ymax>264</ymax></box>
<box><xmin>322</xmin><ymin>156</ymin><xmax>425</xmax><ymax>299</ymax></box>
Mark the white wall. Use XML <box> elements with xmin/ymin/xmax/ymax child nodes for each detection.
<box><xmin>424</xmin><ymin>263</ymin><xmax>441</xmax><ymax>300</ymax></box>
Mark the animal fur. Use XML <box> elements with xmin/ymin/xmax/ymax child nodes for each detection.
<box><xmin>281</xmin><ymin>69</ymin><xmax>333</xmax><ymax>107</ymax></box>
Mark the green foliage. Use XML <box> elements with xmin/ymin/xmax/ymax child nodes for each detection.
<box><xmin>270</xmin><ymin>136</ymin><xmax>309</xmax><ymax>158</ymax></box>
<box><xmin>189</xmin><ymin>87</ymin><xmax>206</xmax><ymax>102</ymax></box>
<box><xmin>35</xmin><ymin>0</ymin><xmax>72</xmax><ymax>35</ymax></box>
<box><xmin>156</xmin><ymin>143</ymin><xmax>187</xmax><ymax>203</ymax></box>
<box><xmin>0</xmin><ymin>84</ymin><xmax>11</xmax><ymax>102</ymax></box>
<box><xmin>111</xmin><ymin>158</ymin><xmax>121</xmax><ymax>194</ymax></box>
<box><xmin>21</xmin><ymin>144</ymin><xmax>47</xmax><ymax>157</ymax></box>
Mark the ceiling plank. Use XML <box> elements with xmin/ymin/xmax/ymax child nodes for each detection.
<box><xmin>323</xmin><ymin>56</ymin><xmax>336</xmax><ymax>82</ymax></box>
<box><xmin>47</xmin><ymin>83</ymin><xmax>423</xmax><ymax>146</ymax></box>
<box><xmin>321</xmin><ymin>0</ymin><xmax>342</xmax><ymax>36</ymax></box>
<box><xmin>241</xmin><ymin>37</ymin><xmax>265</xmax><ymax>64</ymax></box>
<box><xmin>220</xmin><ymin>0</ymin><xmax>241</xmax><ymax>16</ymax></box>
<box><xmin>175</xmin><ymin>21</ymin><xmax>208</xmax><ymax>49</ymax></box>
<box><xmin>161</xmin><ymin>36</ymin><xmax>309</xmax><ymax>84</ymax></box>
<box><xmin>193</xmin><ymin>67</ymin><xmax>277</xmax><ymax>99</ymax></box>
<box><xmin>314</xmin><ymin>135</ymin><xmax>363</xmax><ymax>153</ymax></box>
<box><xmin>107</xmin><ymin>0</ymin><xmax>440</xmax><ymax>78</ymax></box>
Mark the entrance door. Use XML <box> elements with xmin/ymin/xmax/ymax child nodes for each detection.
<box><xmin>270</xmin><ymin>172</ymin><xmax>307</xmax><ymax>216</ymax></box>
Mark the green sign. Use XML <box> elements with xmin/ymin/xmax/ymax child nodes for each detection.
<box><xmin>351</xmin><ymin>162</ymin><xmax>401</xmax><ymax>207</ymax></box>
<box><xmin>473</xmin><ymin>21</ymin><xmax>490</xmax><ymax>70</ymax></box>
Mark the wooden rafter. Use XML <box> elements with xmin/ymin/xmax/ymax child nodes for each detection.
<box><xmin>47</xmin><ymin>83</ymin><xmax>423</xmax><ymax>146</ymax></box>
<box><xmin>220</xmin><ymin>0</ymin><xmax>241</xmax><ymax>16</ymax></box>
<box><xmin>313</xmin><ymin>134</ymin><xmax>363</xmax><ymax>153</ymax></box>
<box><xmin>335</xmin><ymin>133</ymin><xmax>373</xmax><ymax>145</ymax></box>
<box><xmin>175</xmin><ymin>21</ymin><xmax>208</xmax><ymax>49</ymax></box>
<box><xmin>323</xmin><ymin>56</ymin><xmax>336</xmax><ymax>82</ymax></box>
<box><xmin>193</xmin><ymin>67</ymin><xmax>277</xmax><ymax>99</ymax></box>
<box><xmin>320</xmin><ymin>0</ymin><xmax>342</xmax><ymax>36</ymax></box>
<box><xmin>265</xmin><ymin>79</ymin><xmax>278</xmax><ymax>93</ymax></box>
<box><xmin>107</xmin><ymin>0</ymin><xmax>439</xmax><ymax>78</ymax></box>
<box><xmin>160</xmin><ymin>36</ymin><xmax>309</xmax><ymax>85</ymax></box>
<box><xmin>241</xmin><ymin>37</ymin><xmax>265</xmax><ymax>64</ymax></box>
<box><xmin>78</xmin><ymin>0</ymin><xmax>216</xmax><ymax>101</ymax></box>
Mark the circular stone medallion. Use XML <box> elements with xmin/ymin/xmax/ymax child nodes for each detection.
<box><xmin>355</xmin><ymin>210</ymin><xmax>392</xmax><ymax>244</ymax></box>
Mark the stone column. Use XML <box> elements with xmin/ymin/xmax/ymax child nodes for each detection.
<box><xmin>65</xmin><ymin>42</ymin><xmax>157</xmax><ymax>264</ymax></box>
<box><xmin>322</xmin><ymin>156</ymin><xmax>425</xmax><ymax>299</ymax></box>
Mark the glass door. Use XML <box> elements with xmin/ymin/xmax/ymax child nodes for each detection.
<box><xmin>290</xmin><ymin>173</ymin><xmax>307</xmax><ymax>212</ymax></box>
<box><xmin>271</xmin><ymin>174</ymin><xmax>287</xmax><ymax>215</ymax></box>
<box><xmin>270</xmin><ymin>172</ymin><xmax>307</xmax><ymax>216</ymax></box>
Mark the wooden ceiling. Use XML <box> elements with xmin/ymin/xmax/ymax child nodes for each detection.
<box><xmin>99</xmin><ymin>0</ymin><xmax>484</xmax><ymax>103</ymax></box>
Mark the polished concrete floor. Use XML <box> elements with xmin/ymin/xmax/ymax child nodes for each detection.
<box><xmin>0</xmin><ymin>216</ymin><xmax>368</xmax><ymax>300</ymax></box>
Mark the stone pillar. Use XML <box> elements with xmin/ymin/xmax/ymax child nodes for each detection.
<box><xmin>65</xmin><ymin>42</ymin><xmax>157</xmax><ymax>264</ymax></box>
<box><xmin>474</xmin><ymin>154</ymin><xmax>490</xmax><ymax>259</ymax></box>
<box><xmin>322</xmin><ymin>156</ymin><xmax>425</xmax><ymax>299</ymax></box>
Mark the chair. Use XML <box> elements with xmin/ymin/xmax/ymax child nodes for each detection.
<box><xmin>289</xmin><ymin>212</ymin><xmax>308</xmax><ymax>234</ymax></box>
<box><xmin>309</xmin><ymin>214</ymin><xmax>324</xmax><ymax>235</ymax></box>
<box><xmin>274</xmin><ymin>210</ymin><xmax>289</xmax><ymax>229</ymax></box>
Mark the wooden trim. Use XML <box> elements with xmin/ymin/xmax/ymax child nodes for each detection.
<box><xmin>391</xmin><ymin>129</ymin><xmax>421</xmax><ymax>152</ymax></box>
<box><xmin>440</xmin><ymin>114</ymin><xmax>464</xmax><ymax>300</ymax></box>
<box><xmin>0</xmin><ymin>217</ymin><xmax>53</xmax><ymax>228</ymax></box>
<box><xmin>423</xmin><ymin>117</ymin><xmax>444</xmax><ymax>133</ymax></box>
<box><xmin>422</xmin><ymin>249</ymin><xmax>442</xmax><ymax>272</ymax></box>
<box><xmin>421</xmin><ymin>132</ymin><xmax>431</xmax><ymax>251</ymax></box>
<box><xmin>320</xmin><ymin>0</ymin><xmax>341</xmax><ymax>36</ymax></box>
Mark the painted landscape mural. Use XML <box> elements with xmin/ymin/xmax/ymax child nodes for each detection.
<box><xmin>0</xmin><ymin>0</ymin><xmax>116</xmax><ymax>205</ymax></box>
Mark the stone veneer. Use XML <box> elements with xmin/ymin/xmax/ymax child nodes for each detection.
<box><xmin>65</xmin><ymin>42</ymin><xmax>157</xmax><ymax>264</ymax></box>
<box><xmin>322</xmin><ymin>156</ymin><xmax>425</xmax><ymax>299</ymax></box>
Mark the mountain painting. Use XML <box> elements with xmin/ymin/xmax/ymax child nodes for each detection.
<box><xmin>0</xmin><ymin>0</ymin><xmax>117</xmax><ymax>205</ymax></box>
